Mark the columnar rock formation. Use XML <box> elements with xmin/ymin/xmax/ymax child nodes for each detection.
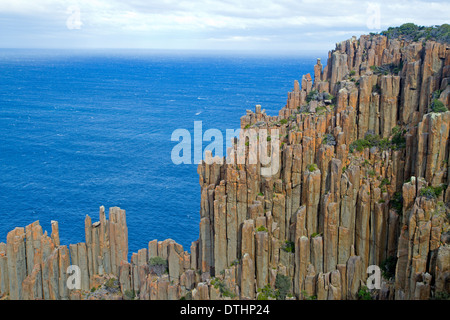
<box><xmin>0</xmin><ymin>32</ymin><xmax>449</xmax><ymax>300</ymax></box>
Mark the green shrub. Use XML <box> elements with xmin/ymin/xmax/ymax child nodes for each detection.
<box><xmin>307</xmin><ymin>164</ymin><xmax>318</xmax><ymax>172</ymax></box>
<box><xmin>350</xmin><ymin>70</ymin><xmax>356</xmax><ymax>76</ymax></box>
<box><xmin>257</xmin><ymin>284</ymin><xmax>278</xmax><ymax>300</ymax></box>
<box><xmin>322</xmin><ymin>134</ymin><xmax>336</xmax><ymax>146</ymax></box>
<box><xmin>420</xmin><ymin>185</ymin><xmax>445</xmax><ymax>199</ymax></box>
<box><xmin>381</xmin><ymin>256</ymin><xmax>398</xmax><ymax>280</ymax></box>
<box><xmin>256</xmin><ymin>225</ymin><xmax>268</xmax><ymax>232</ymax></box>
<box><xmin>350</xmin><ymin>130</ymin><xmax>405</xmax><ymax>153</ymax></box>
<box><xmin>149</xmin><ymin>256</ymin><xmax>167</xmax><ymax>266</ymax></box>
<box><xmin>104</xmin><ymin>277</ymin><xmax>119</xmax><ymax>291</ymax></box>
<box><xmin>391</xmin><ymin>192</ymin><xmax>403</xmax><ymax>214</ymax></box>
<box><xmin>381</xmin><ymin>23</ymin><xmax>450</xmax><ymax>44</ymax></box>
<box><xmin>230</xmin><ymin>259</ymin><xmax>240</xmax><ymax>267</ymax></box>
<box><xmin>370</xmin><ymin>63</ymin><xmax>402</xmax><ymax>75</ymax></box>
<box><xmin>372</xmin><ymin>83</ymin><xmax>381</xmax><ymax>94</ymax></box>
<box><xmin>281</xmin><ymin>240</ymin><xmax>295</xmax><ymax>253</ymax></box>
<box><xmin>357</xmin><ymin>286</ymin><xmax>372</xmax><ymax>300</ymax></box>
<box><xmin>211</xmin><ymin>278</ymin><xmax>236</xmax><ymax>298</ymax></box>
<box><xmin>316</xmin><ymin>106</ymin><xmax>327</xmax><ymax>114</ymax></box>
<box><xmin>325</xmin><ymin>93</ymin><xmax>335</xmax><ymax>102</ymax></box>
<box><xmin>182</xmin><ymin>291</ymin><xmax>193</xmax><ymax>300</ymax></box>
<box><xmin>431</xmin><ymin>291</ymin><xmax>450</xmax><ymax>300</ymax></box>
<box><xmin>380</xmin><ymin>178</ymin><xmax>391</xmax><ymax>187</ymax></box>
<box><xmin>431</xmin><ymin>99</ymin><xmax>447</xmax><ymax>113</ymax></box>
<box><xmin>391</xmin><ymin>127</ymin><xmax>406</xmax><ymax>150</ymax></box>
<box><xmin>275</xmin><ymin>274</ymin><xmax>291</xmax><ymax>300</ymax></box>
<box><xmin>306</xmin><ymin>89</ymin><xmax>319</xmax><ymax>103</ymax></box>
<box><xmin>280</xmin><ymin>119</ymin><xmax>288</xmax><ymax>125</ymax></box>
<box><xmin>149</xmin><ymin>256</ymin><xmax>168</xmax><ymax>276</ymax></box>
<box><xmin>301</xmin><ymin>290</ymin><xmax>317</xmax><ymax>300</ymax></box>
<box><xmin>124</xmin><ymin>289</ymin><xmax>136</xmax><ymax>300</ymax></box>
<box><xmin>350</xmin><ymin>140</ymin><xmax>368</xmax><ymax>152</ymax></box>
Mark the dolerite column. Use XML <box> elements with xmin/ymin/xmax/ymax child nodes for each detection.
<box><xmin>131</xmin><ymin>253</ymin><xmax>139</xmax><ymax>294</ymax></box>
<box><xmin>119</xmin><ymin>260</ymin><xmax>132</xmax><ymax>295</ymax></box>
<box><xmin>99</xmin><ymin>206</ymin><xmax>111</xmax><ymax>275</ymax></box>
<box><xmin>291</xmin><ymin>144</ymin><xmax>303</xmax><ymax>216</ymax></box>
<box><xmin>77</xmin><ymin>243</ymin><xmax>89</xmax><ymax>291</ymax></box>
<box><xmin>323</xmin><ymin>197</ymin><xmax>339</xmax><ymax>273</ymax></box>
<box><xmin>241</xmin><ymin>219</ymin><xmax>255</xmax><ymax>262</ymax></box>
<box><xmin>294</xmin><ymin>236</ymin><xmax>309</xmax><ymax>296</ymax></box>
<box><xmin>303</xmin><ymin>264</ymin><xmax>316</xmax><ymax>299</ymax></box>
<box><xmin>302</xmin><ymin>168</ymin><xmax>321</xmax><ymax>237</ymax></box>
<box><xmin>346</xmin><ymin>255</ymin><xmax>363</xmax><ymax>300</ymax></box>
<box><xmin>69</xmin><ymin>243</ymin><xmax>90</xmax><ymax>292</ymax></box>
<box><xmin>137</xmin><ymin>248</ymin><xmax>149</xmax><ymax>296</ymax></box>
<box><xmin>84</xmin><ymin>215</ymin><xmax>94</xmax><ymax>281</ymax></box>
<box><xmin>255</xmin><ymin>230</ymin><xmax>269</xmax><ymax>290</ymax></box>
<box><xmin>51</xmin><ymin>221</ymin><xmax>60</xmax><ymax>247</ymax></box>
<box><xmin>310</xmin><ymin>235</ymin><xmax>323</xmax><ymax>274</ymax></box>
<box><xmin>58</xmin><ymin>245</ymin><xmax>70</xmax><ymax>300</ymax></box>
<box><xmin>190</xmin><ymin>241</ymin><xmax>198</xmax><ymax>271</ymax></box>
<box><xmin>0</xmin><ymin>243</ymin><xmax>9</xmax><ymax>296</ymax></box>
<box><xmin>380</xmin><ymin>75</ymin><xmax>400</xmax><ymax>138</ymax></box>
<box><xmin>92</xmin><ymin>221</ymin><xmax>101</xmax><ymax>274</ymax></box>
<box><xmin>168</xmin><ymin>242</ymin><xmax>184</xmax><ymax>283</ymax></box>
<box><xmin>226</xmin><ymin>165</ymin><xmax>238</xmax><ymax>267</ymax></box>
<box><xmin>355</xmin><ymin>183</ymin><xmax>371</xmax><ymax>271</ymax></box>
<box><xmin>25</xmin><ymin>221</ymin><xmax>43</xmax><ymax>277</ymax></box>
<box><xmin>109</xmin><ymin>207</ymin><xmax>128</xmax><ymax>276</ymax></box>
<box><xmin>272</xmin><ymin>183</ymin><xmax>286</xmax><ymax>240</ymax></box>
<box><xmin>7</xmin><ymin>227</ymin><xmax>27</xmax><ymax>300</ymax></box>
<box><xmin>46</xmin><ymin>249</ymin><xmax>60</xmax><ymax>299</ymax></box>
<box><xmin>22</xmin><ymin>264</ymin><xmax>42</xmax><ymax>300</ymax></box>
<box><xmin>240</xmin><ymin>253</ymin><xmax>255</xmax><ymax>299</ymax></box>
<box><xmin>327</xmin><ymin>269</ymin><xmax>342</xmax><ymax>300</ymax></box>
<box><xmin>213</xmin><ymin>182</ymin><xmax>227</xmax><ymax>274</ymax></box>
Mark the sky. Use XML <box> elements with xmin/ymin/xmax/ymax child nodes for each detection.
<box><xmin>0</xmin><ymin>0</ymin><xmax>449</xmax><ymax>52</ymax></box>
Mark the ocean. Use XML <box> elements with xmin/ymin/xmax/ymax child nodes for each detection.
<box><xmin>0</xmin><ymin>49</ymin><xmax>325</xmax><ymax>255</ymax></box>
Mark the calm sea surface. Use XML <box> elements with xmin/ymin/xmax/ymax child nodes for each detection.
<box><xmin>0</xmin><ymin>49</ymin><xmax>325</xmax><ymax>254</ymax></box>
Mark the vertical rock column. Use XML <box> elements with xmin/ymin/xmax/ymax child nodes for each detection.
<box><xmin>0</xmin><ymin>243</ymin><xmax>9</xmax><ymax>296</ymax></box>
<box><xmin>6</xmin><ymin>228</ymin><xmax>27</xmax><ymax>300</ymax></box>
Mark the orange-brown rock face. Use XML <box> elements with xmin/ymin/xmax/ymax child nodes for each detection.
<box><xmin>0</xmin><ymin>33</ymin><xmax>449</xmax><ymax>301</ymax></box>
<box><xmin>193</xmin><ymin>34</ymin><xmax>450</xmax><ymax>301</ymax></box>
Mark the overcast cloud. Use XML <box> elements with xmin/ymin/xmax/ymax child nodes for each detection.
<box><xmin>0</xmin><ymin>0</ymin><xmax>449</xmax><ymax>51</ymax></box>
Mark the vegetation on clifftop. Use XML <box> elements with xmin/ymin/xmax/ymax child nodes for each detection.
<box><xmin>381</xmin><ymin>23</ymin><xmax>450</xmax><ymax>43</ymax></box>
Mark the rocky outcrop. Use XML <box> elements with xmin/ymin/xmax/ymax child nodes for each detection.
<box><xmin>0</xmin><ymin>31</ymin><xmax>449</xmax><ymax>301</ymax></box>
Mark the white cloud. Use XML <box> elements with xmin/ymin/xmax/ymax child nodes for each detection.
<box><xmin>207</xmin><ymin>36</ymin><xmax>271</xmax><ymax>42</ymax></box>
<box><xmin>0</xmin><ymin>0</ymin><xmax>448</xmax><ymax>49</ymax></box>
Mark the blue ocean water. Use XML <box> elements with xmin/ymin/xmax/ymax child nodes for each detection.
<box><xmin>0</xmin><ymin>49</ymin><xmax>324</xmax><ymax>255</ymax></box>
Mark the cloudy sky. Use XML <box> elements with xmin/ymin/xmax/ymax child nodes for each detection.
<box><xmin>0</xmin><ymin>0</ymin><xmax>448</xmax><ymax>52</ymax></box>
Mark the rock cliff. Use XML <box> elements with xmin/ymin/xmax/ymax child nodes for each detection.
<box><xmin>0</xmin><ymin>28</ymin><xmax>449</xmax><ymax>300</ymax></box>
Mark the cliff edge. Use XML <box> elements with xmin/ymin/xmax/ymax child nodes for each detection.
<box><xmin>1</xmin><ymin>24</ymin><xmax>449</xmax><ymax>300</ymax></box>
